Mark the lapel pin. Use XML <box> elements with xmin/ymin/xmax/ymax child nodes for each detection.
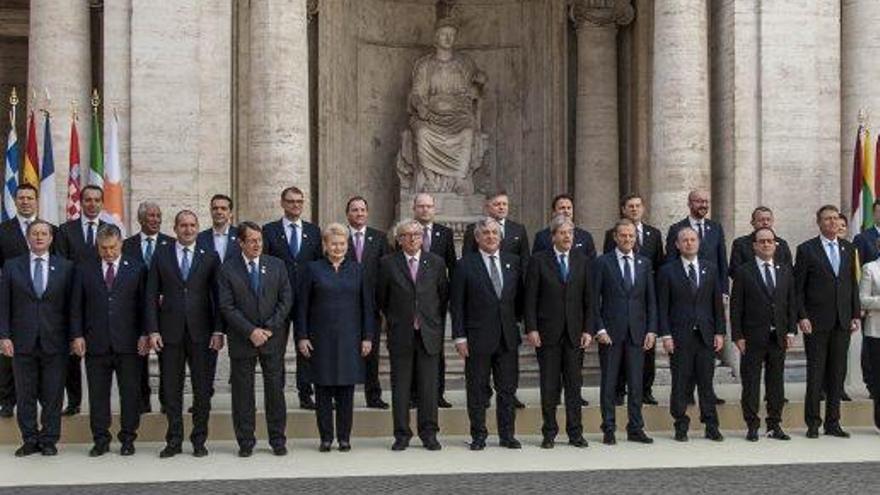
<box><xmin>123</xmin><ymin>260</ymin><xmax>129</xmax><ymax>266</ymax></box>
<box><xmin>368</xmin><ymin>236</ymin><xmax>373</xmax><ymax>242</ymax></box>
<box><xmin>505</xmin><ymin>263</ymin><xmax>511</xmax><ymax>269</ymax></box>
<box><xmin>231</xmin><ymin>235</ymin><xmax>236</xmax><ymax>241</ymax></box>
<box><xmin>261</xmin><ymin>267</ymin><xmax>267</xmax><ymax>274</ymax></box>
<box><xmin>776</xmin><ymin>265</ymin><xmax>781</xmax><ymax>270</ymax></box>
<box><xmin>637</xmin><ymin>259</ymin><xmax>642</xmax><ymax>265</ymax></box>
<box><xmin>50</xmin><ymin>265</ymin><xmax>56</xmax><ymax>271</ymax></box>
<box><xmin>199</xmin><ymin>249</ymin><xmax>205</xmax><ymax>255</ymax></box>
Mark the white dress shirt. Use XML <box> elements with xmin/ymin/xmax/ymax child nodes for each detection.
<box><xmin>212</xmin><ymin>226</ymin><xmax>230</xmax><ymax>261</ymax></box>
<box><xmin>755</xmin><ymin>256</ymin><xmax>776</xmax><ymax>288</ymax></box>
<box><xmin>102</xmin><ymin>256</ymin><xmax>122</xmax><ymax>278</ymax></box>
<box><xmin>29</xmin><ymin>252</ymin><xmax>49</xmax><ymax>292</ymax></box>
<box><xmin>681</xmin><ymin>256</ymin><xmax>700</xmax><ymax>287</ymax></box>
<box><xmin>688</xmin><ymin>216</ymin><xmax>706</xmax><ymax>235</ymax></box>
<box><xmin>16</xmin><ymin>215</ymin><xmax>36</xmax><ymax>239</ymax></box>
<box><xmin>821</xmin><ymin>235</ymin><xmax>839</xmax><ymax>267</ymax></box>
<box><xmin>616</xmin><ymin>248</ymin><xmax>635</xmax><ymax>281</ymax></box>
<box><xmin>243</xmin><ymin>254</ymin><xmax>260</xmax><ymax>271</ymax></box>
<box><xmin>634</xmin><ymin>222</ymin><xmax>644</xmax><ymax>246</ymax></box>
<box><xmin>81</xmin><ymin>215</ymin><xmax>100</xmax><ymax>241</ymax></box>
<box><xmin>176</xmin><ymin>242</ymin><xmax>196</xmax><ymax>267</ymax></box>
<box><xmin>283</xmin><ymin>217</ymin><xmax>303</xmax><ymax>250</ymax></box>
<box><xmin>140</xmin><ymin>232</ymin><xmax>159</xmax><ymax>258</ymax></box>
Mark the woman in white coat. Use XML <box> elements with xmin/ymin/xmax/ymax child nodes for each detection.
<box><xmin>858</xmin><ymin>255</ymin><xmax>880</xmax><ymax>430</ymax></box>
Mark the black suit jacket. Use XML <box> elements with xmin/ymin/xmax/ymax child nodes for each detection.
<box><xmin>0</xmin><ymin>254</ymin><xmax>74</xmax><ymax>355</ymax></box>
<box><xmin>533</xmin><ymin>226</ymin><xmax>596</xmax><ymax>261</ymax></box>
<box><xmin>657</xmin><ymin>259</ymin><xmax>725</xmax><ymax>347</ymax></box>
<box><xmin>347</xmin><ymin>226</ymin><xmax>389</xmax><ymax>316</ymax></box>
<box><xmin>377</xmin><ymin>251</ymin><xmax>449</xmax><ymax>356</ymax></box>
<box><xmin>423</xmin><ymin>223</ymin><xmax>457</xmax><ymax>275</ymax></box>
<box><xmin>591</xmin><ymin>251</ymin><xmax>657</xmax><ymax>343</ymax></box>
<box><xmin>666</xmin><ymin>218</ymin><xmax>729</xmax><ymax>293</ymax></box>
<box><xmin>217</xmin><ymin>254</ymin><xmax>293</xmax><ymax>359</ymax></box>
<box><xmin>462</xmin><ymin>219</ymin><xmax>530</xmax><ymax>273</ymax></box>
<box><xmin>196</xmin><ymin>225</ymin><xmax>241</xmax><ymax>263</ymax></box>
<box><xmin>794</xmin><ymin>237</ymin><xmax>860</xmax><ymax>331</ymax></box>
<box><xmin>524</xmin><ymin>249</ymin><xmax>591</xmax><ymax>347</ymax></box>
<box><xmin>122</xmin><ymin>232</ymin><xmax>175</xmax><ymax>267</ymax></box>
<box><xmin>450</xmin><ymin>252</ymin><xmax>523</xmax><ymax>354</ymax></box>
<box><xmin>56</xmin><ymin>218</ymin><xmax>105</xmax><ymax>264</ymax></box>
<box><xmin>145</xmin><ymin>243</ymin><xmax>221</xmax><ymax>344</ymax></box>
<box><xmin>0</xmin><ymin>218</ymin><xmax>38</xmax><ymax>268</ymax></box>
<box><xmin>70</xmin><ymin>256</ymin><xmax>147</xmax><ymax>355</ymax></box>
<box><xmin>730</xmin><ymin>260</ymin><xmax>797</xmax><ymax>346</ymax></box>
<box><xmin>262</xmin><ymin>219</ymin><xmax>322</xmax><ymax>317</ymax></box>
<box><xmin>602</xmin><ymin>223</ymin><xmax>664</xmax><ymax>272</ymax></box>
<box><xmin>728</xmin><ymin>232</ymin><xmax>792</xmax><ymax>278</ymax></box>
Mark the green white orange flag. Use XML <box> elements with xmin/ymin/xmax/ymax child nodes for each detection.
<box><xmin>104</xmin><ymin>110</ymin><xmax>124</xmax><ymax>226</ymax></box>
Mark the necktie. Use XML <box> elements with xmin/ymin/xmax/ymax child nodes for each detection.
<box><xmin>488</xmin><ymin>255</ymin><xmax>503</xmax><ymax>298</ymax></box>
<box><xmin>144</xmin><ymin>237</ymin><xmax>154</xmax><ymax>266</ymax></box>
<box><xmin>559</xmin><ymin>253</ymin><xmax>569</xmax><ymax>282</ymax></box>
<box><xmin>499</xmin><ymin>221</ymin><xmax>505</xmax><ymax>240</ymax></box>
<box><xmin>408</xmin><ymin>256</ymin><xmax>419</xmax><ymax>282</ymax></box>
<box><xmin>828</xmin><ymin>242</ymin><xmax>840</xmax><ymax>276</ymax></box>
<box><xmin>623</xmin><ymin>255</ymin><xmax>633</xmax><ymax>291</ymax></box>
<box><xmin>86</xmin><ymin>221</ymin><xmax>96</xmax><ymax>247</ymax></box>
<box><xmin>688</xmin><ymin>263</ymin><xmax>699</xmax><ymax>291</ymax></box>
<box><xmin>288</xmin><ymin>223</ymin><xmax>300</xmax><ymax>259</ymax></box>
<box><xmin>354</xmin><ymin>232</ymin><xmax>364</xmax><ymax>263</ymax></box>
<box><xmin>33</xmin><ymin>257</ymin><xmax>45</xmax><ymax>297</ymax></box>
<box><xmin>105</xmin><ymin>262</ymin><xmax>115</xmax><ymax>291</ymax></box>
<box><xmin>22</xmin><ymin>220</ymin><xmax>30</xmax><ymax>238</ymax></box>
<box><xmin>636</xmin><ymin>228</ymin><xmax>643</xmax><ymax>252</ymax></box>
<box><xmin>180</xmin><ymin>247</ymin><xmax>191</xmax><ymax>280</ymax></box>
<box><xmin>763</xmin><ymin>262</ymin><xmax>775</xmax><ymax>293</ymax></box>
<box><xmin>422</xmin><ymin>226</ymin><xmax>432</xmax><ymax>253</ymax></box>
<box><xmin>696</xmin><ymin>222</ymin><xmax>704</xmax><ymax>240</ymax></box>
<box><xmin>248</xmin><ymin>260</ymin><xmax>260</xmax><ymax>293</ymax></box>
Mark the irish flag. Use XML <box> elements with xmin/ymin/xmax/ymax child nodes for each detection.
<box><xmin>851</xmin><ymin>125</ymin><xmax>878</xmax><ymax>235</ymax></box>
<box><xmin>104</xmin><ymin>110</ymin><xmax>124</xmax><ymax>226</ymax></box>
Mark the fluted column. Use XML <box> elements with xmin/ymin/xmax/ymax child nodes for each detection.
<box><xmin>27</xmin><ymin>0</ymin><xmax>92</xmax><ymax>221</ymax></box>
<box><xmin>571</xmin><ymin>0</ymin><xmax>633</xmax><ymax>236</ymax></box>
<box><xmin>650</xmin><ymin>0</ymin><xmax>710</xmax><ymax>230</ymax></box>
<box><xmin>244</xmin><ymin>0</ymin><xmax>311</xmax><ymax>223</ymax></box>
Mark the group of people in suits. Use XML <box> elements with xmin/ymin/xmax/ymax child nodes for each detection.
<box><xmin>0</xmin><ymin>179</ymin><xmax>872</xmax><ymax>458</ymax></box>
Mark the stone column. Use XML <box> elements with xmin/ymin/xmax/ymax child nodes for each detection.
<box><xmin>570</xmin><ymin>0</ymin><xmax>634</xmax><ymax>236</ymax></box>
<box><xmin>27</xmin><ymin>0</ymin><xmax>92</xmax><ymax>221</ymax></box>
<box><xmin>244</xmin><ymin>0</ymin><xmax>311</xmax><ymax>223</ymax></box>
<box><xmin>650</xmin><ymin>0</ymin><xmax>711</xmax><ymax>230</ymax></box>
<box><xmin>104</xmin><ymin>0</ymin><xmax>132</xmax><ymax>228</ymax></box>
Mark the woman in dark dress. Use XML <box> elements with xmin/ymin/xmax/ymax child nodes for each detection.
<box><xmin>295</xmin><ymin>223</ymin><xmax>375</xmax><ymax>452</ymax></box>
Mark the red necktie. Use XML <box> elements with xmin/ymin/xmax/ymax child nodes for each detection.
<box><xmin>105</xmin><ymin>262</ymin><xmax>115</xmax><ymax>290</ymax></box>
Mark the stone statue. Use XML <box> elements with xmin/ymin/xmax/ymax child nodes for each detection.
<box><xmin>396</xmin><ymin>13</ymin><xmax>489</xmax><ymax>196</ymax></box>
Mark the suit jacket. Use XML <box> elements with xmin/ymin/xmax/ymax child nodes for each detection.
<box><xmin>122</xmin><ymin>232</ymin><xmax>175</xmax><ymax>267</ymax></box>
<box><xmin>602</xmin><ymin>223</ymin><xmax>664</xmax><ymax>272</ymax></box>
<box><xmin>0</xmin><ymin>217</ymin><xmax>42</xmax><ymax>269</ymax></box>
<box><xmin>591</xmin><ymin>251</ymin><xmax>657</xmax><ymax>344</ymax></box>
<box><xmin>196</xmin><ymin>225</ymin><xmax>241</xmax><ymax>263</ymax></box>
<box><xmin>262</xmin><ymin>219</ymin><xmax>322</xmax><ymax>318</ymax></box>
<box><xmin>462</xmin><ymin>219</ymin><xmax>530</xmax><ymax>273</ymax></box>
<box><xmin>0</xmin><ymin>254</ymin><xmax>74</xmax><ymax>354</ymax></box>
<box><xmin>56</xmin><ymin>218</ymin><xmax>105</xmax><ymax>264</ymax></box>
<box><xmin>730</xmin><ymin>260</ymin><xmax>797</xmax><ymax>346</ymax></box>
<box><xmin>424</xmin><ymin>222</ymin><xmax>457</xmax><ymax>275</ymax></box>
<box><xmin>217</xmin><ymin>254</ymin><xmax>293</xmax><ymax>359</ymax></box>
<box><xmin>347</xmin><ymin>226</ymin><xmax>389</xmax><ymax>316</ymax></box>
<box><xmin>70</xmin><ymin>256</ymin><xmax>147</xmax><ymax>355</ymax></box>
<box><xmin>665</xmin><ymin>218</ymin><xmax>729</xmax><ymax>293</ymax></box>
<box><xmin>145</xmin><ymin>243</ymin><xmax>221</xmax><ymax>344</ymax></box>
<box><xmin>524</xmin><ymin>249</ymin><xmax>592</xmax><ymax>347</ymax></box>
<box><xmin>728</xmin><ymin>232</ymin><xmax>792</xmax><ymax>277</ymax></box>
<box><xmin>450</xmin><ymin>252</ymin><xmax>523</xmax><ymax>355</ymax></box>
<box><xmin>657</xmin><ymin>259</ymin><xmax>725</xmax><ymax>348</ymax></box>
<box><xmin>794</xmin><ymin>237</ymin><xmax>860</xmax><ymax>331</ymax></box>
<box><xmin>853</xmin><ymin>226</ymin><xmax>880</xmax><ymax>266</ymax></box>
<box><xmin>377</xmin><ymin>251</ymin><xmax>449</xmax><ymax>356</ymax></box>
<box><xmin>533</xmin><ymin>226</ymin><xmax>596</xmax><ymax>261</ymax></box>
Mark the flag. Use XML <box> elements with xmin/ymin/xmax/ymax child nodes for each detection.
<box><xmin>104</xmin><ymin>111</ymin><xmax>124</xmax><ymax>226</ymax></box>
<box><xmin>22</xmin><ymin>110</ymin><xmax>39</xmax><ymax>189</ymax></box>
<box><xmin>66</xmin><ymin>118</ymin><xmax>82</xmax><ymax>220</ymax></box>
<box><xmin>850</xmin><ymin>125</ymin><xmax>876</xmax><ymax>235</ymax></box>
<box><xmin>2</xmin><ymin>103</ymin><xmax>20</xmax><ymax>222</ymax></box>
<box><xmin>89</xmin><ymin>106</ymin><xmax>103</xmax><ymax>188</ymax></box>
<box><xmin>39</xmin><ymin>112</ymin><xmax>58</xmax><ymax>224</ymax></box>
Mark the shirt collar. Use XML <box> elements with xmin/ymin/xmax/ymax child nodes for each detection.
<box><xmin>615</xmin><ymin>248</ymin><xmax>633</xmax><ymax>260</ymax></box>
<box><xmin>243</xmin><ymin>254</ymin><xmax>260</xmax><ymax>267</ymax></box>
<box><xmin>16</xmin><ymin>214</ymin><xmax>35</xmax><ymax>225</ymax></box>
<box><xmin>755</xmin><ymin>256</ymin><xmax>774</xmax><ymax>268</ymax></box>
<box><xmin>405</xmin><ymin>250</ymin><xmax>421</xmax><ymax>263</ymax></box>
<box><xmin>688</xmin><ymin>216</ymin><xmax>706</xmax><ymax>228</ymax></box>
<box><xmin>176</xmin><ymin>241</ymin><xmax>195</xmax><ymax>253</ymax></box>
<box><xmin>82</xmin><ymin>215</ymin><xmax>99</xmax><ymax>227</ymax></box>
<box><xmin>212</xmin><ymin>225</ymin><xmax>230</xmax><ymax>236</ymax></box>
<box><xmin>681</xmin><ymin>256</ymin><xmax>699</xmax><ymax>270</ymax></box>
<box><xmin>553</xmin><ymin>246</ymin><xmax>570</xmax><ymax>258</ymax></box>
<box><xmin>821</xmin><ymin>235</ymin><xmax>838</xmax><ymax>245</ymax></box>
<box><xmin>29</xmin><ymin>252</ymin><xmax>48</xmax><ymax>262</ymax></box>
<box><xmin>479</xmin><ymin>249</ymin><xmax>499</xmax><ymax>261</ymax></box>
<box><xmin>282</xmin><ymin>217</ymin><xmax>302</xmax><ymax>230</ymax></box>
<box><xmin>349</xmin><ymin>225</ymin><xmax>367</xmax><ymax>236</ymax></box>
<box><xmin>140</xmin><ymin>231</ymin><xmax>158</xmax><ymax>242</ymax></box>
<box><xmin>102</xmin><ymin>256</ymin><xmax>122</xmax><ymax>269</ymax></box>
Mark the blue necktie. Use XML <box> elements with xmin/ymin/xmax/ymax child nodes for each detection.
<box><xmin>248</xmin><ymin>260</ymin><xmax>260</xmax><ymax>293</ymax></box>
<box><xmin>763</xmin><ymin>262</ymin><xmax>776</xmax><ymax>293</ymax></box>
<box><xmin>144</xmin><ymin>238</ymin><xmax>154</xmax><ymax>266</ymax></box>
<box><xmin>688</xmin><ymin>263</ymin><xmax>699</xmax><ymax>291</ymax></box>
<box><xmin>86</xmin><ymin>221</ymin><xmax>95</xmax><ymax>247</ymax></box>
<box><xmin>33</xmin><ymin>257</ymin><xmax>45</xmax><ymax>297</ymax></box>
<box><xmin>623</xmin><ymin>255</ymin><xmax>633</xmax><ymax>292</ymax></box>
<box><xmin>559</xmin><ymin>253</ymin><xmax>569</xmax><ymax>282</ymax></box>
<box><xmin>180</xmin><ymin>247</ymin><xmax>191</xmax><ymax>281</ymax></box>
<box><xmin>288</xmin><ymin>223</ymin><xmax>300</xmax><ymax>259</ymax></box>
<box><xmin>828</xmin><ymin>242</ymin><xmax>840</xmax><ymax>276</ymax></box>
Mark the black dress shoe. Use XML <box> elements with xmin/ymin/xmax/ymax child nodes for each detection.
<box><xmin>705</xmin><ymin>427</ymin><xmax>724</xmax><ymax>442</ymax></box>
<box><xmin>238</xmin><ymin>447</ymin><xmax>253</xmax><ymax>457</ymax></box>
<box><xmin>14</xmin><ymin>443</ymin><xmax>40</xmax><ymax>457</ymax></box>
<box><xmin>300</xmin><ymin>396</ymin><xmax>316</xmax><ymax>410</ymax></box>
<box><xmin>614</xmin><ymin>394</ymin><xmax>625</xmax><ymax>407</ymax></box>
<box><xmin>569</xmin><ymin>436</ymin><xmax>589</xmax><ymax>448</ymax></box>
<box><xmin>746</xmin><ymin>428</ymin><xmax>759</xmax><ymax>442</ymax></box>
<box><xmin>62</xmin><ymin>405</ymin><xmax>80</xmax><ymax>416</ymax></box>
<box><xmin>806</xmin><ymin>427</ymin><xmax>819</xmax><ymax>439</ymax></box>
<box><xmin>319</xmin><ymin>442</ymin><xmax>332</xmax><ymax>452</ymax></box>
<box><xmin>841</xmin><ymin>391</ymin><xmax>853</xmax><ymax>402</ymax></box>
<box><xmin>825</xmin><ymin>426</ymin><xmax>851</xmax><ymax>438</ymax></box>
<box><xmin>513</xmin><ymin>396</ymin><xmax>526</xmax><ymax>409</ymax></box>
<box><xmin>580</xmin><ymin>397</ymin><xmax>590</xmax><ymax>407</ymax></box>
<box><xmin>642</xmin><ymin>393</ymin><xmax>659</xmax><ymax>405</ymax></box>
<box><xmin>602</xmin><ymin>432</ymin><xmax>617</xmax><ymax>445</ymax></box>
<box><xmin>469</xmin><ymin>439</ymin><xmax>486</xmax><ymax>451</ymax></box>
<box><xmin>40</xmin><ymin>444</ymin><xmax>58</xmax><ymax>456</ymax></box>
<box><xmin>674</xmin><ymin>430</ymin><xmax>689</xmax><ymax>442</ymax></box>
<box><xmin>438</xmin><ymin>397</ymin><xmax>453</xmax><ymax>408</ymax></box>
<box><xmin>540</xmin><ymin>437</ymin><xmax>555</xmax><ymax>449</ymax></box>
<box><xmin>627</xmin><ymin>431</ymin><xmax>654</xmax><ymax>444</ymax></box>
<box><xmin>159</xmin><ymin>444</ymin><xmax>182</xmax><ymax>458</ymax></box>
<box><xmin>192</xmin><ymin>445</ymin><xmax>209</xmax><ymax>457</ymax></box>
<box><xmin>120</xmin><ymin>443</ymin><xmax>136</xmax><ymax>456</ymax></box>
<box><xmin>0</xmin><ymin>405</ymin><xmax>13</xmax><ymax>418</ymax></box>
<box><xmin>338</xmin><ymin>441</ymin><xmax>352</xmax><ymax>452</ymax></box>
<box><xmin>89</xmin><ymin>443</ymin><xmax>110</xmax><ymax>457</ymax></box>
<box><xmin>715</xmin><ymin>397</ymin><xmax>726</xmax><ymax>405</ymax></box>
<box><xmin>367</xmin><ymin>398</ymin><xmax>389</xmax><ymax>409</ymax></box>
<box><xmin>391</xmin><ymin>438</ymin><xmax>410</xmax><ymax>451</ymax></box>
<box><xmin>272</xmin><ymin>445</ymin><xmax>288</xmax><ymax>456</ymax></box>
<box><xmin>499</xmin><ymin>437</ymin><xmax>522</xmax><ymax>449</ymax></box>
<box><xmin>422</xmin><ymin>438</ymin><xmax>442</xmax><ymax>451</ymax></box>
<box><xmin>767</xmin><ymin>428</ymin><xmax>790</xmax><ymax>441</ymax></box>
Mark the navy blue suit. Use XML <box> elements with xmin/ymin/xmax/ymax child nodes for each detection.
<box><xmin>533</xmin><ymin>226</ymin><xmax>596</xmax><ymax>261</ymax></box>
<box><xmin>666</xmin><ymin>218</ymin><xmax>729</xmax><ymax>294</ymax></box>
<box><xmin>854</xmin><ymin>226</ymin><xmax>880</xmax><ymax>266</ymax></box>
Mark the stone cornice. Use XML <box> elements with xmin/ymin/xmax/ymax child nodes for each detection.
<box><xmin>569</xmin><ymin>0</ymin><xmax>634</xmax><ymax>29</ymax></box>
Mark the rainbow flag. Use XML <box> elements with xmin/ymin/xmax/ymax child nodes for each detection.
<box><xmin>851</xmin><ymin>125</ymin><xmax>878</xmax><ymax>235</ymax></box>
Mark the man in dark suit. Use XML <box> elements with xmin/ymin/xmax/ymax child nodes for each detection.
<box><xmin>262</xmin><ymin>186</ymin><xmax>321</xmax><ymax>410</ymax></box>
<box><xmin>451</xmin><ymin>217</ymin><xmax>524</xmax><ymax>450</ymax></box>
<box><xmin>0</xmin><ymin>184</ymin><xmax>42</xmax><ymax>418</ymax></box>
<box><xmin>54</xmin><ymin>184</ymin><xmax>106</xmax><ymax>417</ymax></box>
<box><xmin>413</xmin><ymin>192</ymin><xmax>456</xmax><ymax>408</ymax></box>
<box><xmin>602</xmin><ymin>193</ymin><xmax>663</xmax><ymax>406</ymax></box>
<box><xmin>795</xmin><ymin>205</ymin><xmax>860</xmax><ymax>439</ymax></box>
<box><xmin>195</xmin><ymin>193</ymin><xmax>239</xmax><ymax>405</ymax></box>
<box><xmin>658</xmin><ymin>226</ymin><xmax>726</xmax><ymax>442</ymax></box>
<box><xmin>346</xmin><ymin>196</ymin><xmax>390</xmax><ymax>409</ymax></box>
<box><xmin>377</xmin><ymin>219</ymin><xmax>448</xmax><ymax>451</ymax></box>
<box><xmin>0</xmin><ymin>220</ymin><xmax>74</xmax><ymax>456</ymax></box>
<box><xmin>593</xmin><ymin>218</ymin><xmax>657</xmax><ymax>445</ymax></box>
<box><xmin>533</xmin><ymin>193</ymin><xmax>596</xmax><ymax>260</ymax></box>
<box><xmin>70</xmin><ymin>224</ymin><xmax>149</xmax><ymax>457</ymax></box>
<box><xmin>729</xmin><ymin>206</ymin><xmax>793</xmax><ymax>277</ymax></box>
<box><xmin>218</xmin><ymin>221</ymin><xmax>293</xmax><ymax>457</ymax></box>
<box><xmin>525</xmin><ymin>215</ymin><xmax>592</xmax><ymax>449</ymax></box>
<box><xmin>122</xmin><ymin>201</ymin><xmax>174</xmax><ymax>414</ymax></box>
<box><xmin>730</xmin><ymin>227</ymin><xmax>796</xmax><ymax>442</ymax></box>
<box><xmin>147</xmin><ymin>210</ymin><xmax>223</xmax><ymax>458</ymax></box>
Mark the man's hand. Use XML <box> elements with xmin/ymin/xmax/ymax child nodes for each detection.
<box><xmin>735</xmin><ymin>338</ymin><xmax>746</xmax><ymax>355</ymax></box>
<box><xmin>785</xmin><ymin>334</ymin><xmax>796</xmax><ymax>351</ymax></box>
<box><xmin>250</xmin><ymin>328</ymin><xmax>270</xmax><ymax>348</ymax></box>
<box><xmin>298</xmin><ymin>338</ymin><xmax>313</xmax><ymax>357</ymax></box>
<box><xmin>360</xmin><ymin>340</ymin><xmax>372</xmax><ymax>357</ymax></box>
<box><xmin>71</xmin><ymin>337</ymin><xmax>86</xmax><ymax>357</ymax></box>
<box><xmin>209</xmin><ymin>334</ymin><xmax>225</xmax><ymax>351</ymax></box>
<box><xmin>580</xmin><ymin>333</ymin><xmax>592</xmax><ymax>350</ymax></box>
<box><xmin>527</xmin><ymin>331</ymin><xmax>542</xmax><ymax>348</ymax></box>
<box><xmin>596</xmin><ymin>332</ymin><xmax>612</xmax><ymax>346</ymax></box>
<box><xmin>713</xmin><ymin>334</ymin><xmax>724</xmax><ymax>353</ymax></box>
<box><xmin>662</xmin><ymin>337</ymin><xmax>675</xmax><ymax>355</ymax></box>
<box><xmin>149</xmin><ymin>333</ymin><xmax>163</xmax><ymax>352</ymax></box>
<box><xmin>0</xmin><ymin>339</ymin><xmax>12</xmax><ymax>358</ymax></box>
<box><xmin>455</xmin><ymin>341</ymin><xmax>469</xmax><ymax>359</ymax></box>
<box><xmin>643</xmin><ymin>333</ymin><xmax>656</xmax><ymax>351</ymax></box>
<box><xmin>798</xmin><ymin>319</ymin><xmax>813</xmax><ymax>335</ymax></box>
<box><xmin>851</xmin><ymin>319</ymin><xmax>861</xmax><ymax>334</ymax></box>
<box><xmin>138</xmin><ymin>336</ymin><xmax>151</xmax><ymax>356</ymax></box>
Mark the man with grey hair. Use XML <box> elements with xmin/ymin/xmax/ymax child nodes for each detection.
<box><xmin>451</xmin><ymin>217</ymin><xmax>524</xmax><ymax>450</ymax></box>
<box><xmin>123</xmin><ymin>201</ymin><xmax>174</xmax><ymax>414</ymax></box>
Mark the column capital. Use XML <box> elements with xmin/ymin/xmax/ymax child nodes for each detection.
<box><xmin>569</xmin><ymin>0</ymin><xmax>634</xmax><ymax>29</ymax></box>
